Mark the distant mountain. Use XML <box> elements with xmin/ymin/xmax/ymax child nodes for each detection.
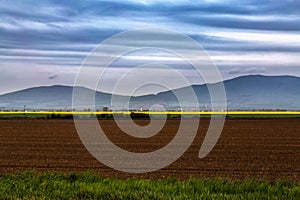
<box><xmin>129</xmin><ymin>75</ymin><xmax>300</xmax><ymax>110</ymax></box>
<box><xmin>0</xmin><ymin>75</ymin><xmax>299</xmax><ymax>110</ymax></box>
<box><xmin>220</xmin><ymin>75</ymin><xmax>300</xmax><ymax>110</ymax></box>
<box><xmin>0</xmin><ymin>85</ymin><xmax>124</xmax><ymax>110</ymax></box>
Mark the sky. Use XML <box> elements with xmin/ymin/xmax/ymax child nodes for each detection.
<box><xmin>0</xmin><ymin>0</ymin><xmax>300</xmax><ymax>95</ymax></box>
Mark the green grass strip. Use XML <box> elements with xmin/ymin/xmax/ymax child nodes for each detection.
<box><xmin>0</xmin><ymin>172</ymin><xmax>299</xmax><ymax>199</ymax></box>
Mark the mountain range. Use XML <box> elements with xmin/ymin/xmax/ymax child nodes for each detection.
<box><xmin>0</xmin><ymin>75</ymin><xmax>299</xmax><ymax>111</ymax></box>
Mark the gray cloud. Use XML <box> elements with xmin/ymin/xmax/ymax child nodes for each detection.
<box><xmin>0</xmin><ymin>0</ymin><xmax>299</xmax><ymax>94</ymax></box>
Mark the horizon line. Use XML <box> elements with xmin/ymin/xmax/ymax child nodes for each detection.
<box><xmin>1</xmin><ymin>111</ymin><xmax>300</xmax><ymax>115</ymax></box>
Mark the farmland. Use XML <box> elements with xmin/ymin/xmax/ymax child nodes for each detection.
<box><xmin>0</xmin><ymin>118</ymin><xmax>299</xmax><ymax>198</ymax></box>
<box><xmin>0</xmin><ymin>118</ymin><xmax>299</xmax><ymax>181</ymax></box>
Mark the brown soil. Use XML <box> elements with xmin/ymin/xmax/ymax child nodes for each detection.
<box><xmin>0</xmin><ymin>119</ymin><xmax>299</xmax><ymax>181</ymax></box>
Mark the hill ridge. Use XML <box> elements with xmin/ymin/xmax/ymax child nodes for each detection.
<box><xmin>0</xmin><ymin>75</ymin><xmax>299</xmax><ymax>110</ymax></box>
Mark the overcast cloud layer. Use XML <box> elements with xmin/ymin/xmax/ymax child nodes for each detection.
<box><xmin>0</xmin><ymin>0</ymin><xmax>299</xmax><ymax>94</ymax></box>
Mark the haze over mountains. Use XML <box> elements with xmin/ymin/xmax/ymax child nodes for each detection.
<box><xmin>0</xmin><ymin>75</ymin><xmax>299</xmax><ymax>111</ymax></box>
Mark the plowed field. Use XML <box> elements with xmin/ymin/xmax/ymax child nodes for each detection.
<box><xmin>0</xmin><ymin>119</ymin><xmax>299</xmax><ymax>182</ymax></box>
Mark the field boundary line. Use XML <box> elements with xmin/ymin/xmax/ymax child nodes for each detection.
<box><xmin>1</xmin><ymin>111</ymin><xmax>300</xmax><ymax>115</ymax></box>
